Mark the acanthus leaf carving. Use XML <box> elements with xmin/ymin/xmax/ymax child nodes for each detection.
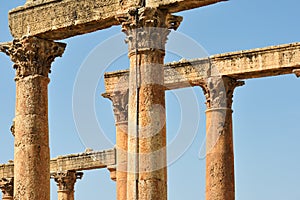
<box><xmin>51</xmin><ymin>171</ymin><xmax>83</xmax><ymax>192</ymax></box>
<box><xmin>1</xmin><ymin>37</ymin><xmax>66</xmax><ymax>80</ymax></box>
<box><xmin>117</xmin><ymin>7</ymin><xmax>182</xmax><ymax>53</ymax></box>
<box><xmin>201</xmin><ymin>76</ymin><xmax>245</xmax><ymax>109</ymax></box>
<box><xmin>103</xmin><ymin>90</ymin><xmax>129</xmax><ymax>124</ymax></box>
<box><xmin>0</xmin><ymin>178</ymin><xmax>14</xmax><ymax>198</ymax></box>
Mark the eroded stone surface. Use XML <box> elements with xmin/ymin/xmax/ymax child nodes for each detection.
<box><xmin>0</xmin><ymin>178</ymin><xmax>14</xmax><ymax>200</ymax></box>
<box><xmin>0</xmin><ymin>149</ymin><xmax>116</xmax><ymax>179</ymax></box>
<box><xmin>103</xmin><ymin>91</ymin><xmax>129</xmax><ymax>200</ymax></box>
<box><xmin>0</xmin><ymin>37</ymin><xmax>66</xmax><ymax>200</ymax></box>
<box><xmin>146</xmin><ymin>0</ymin><xmax>225</xmax><ymax>13</ymax></box>
<box><xmin>51</xmin><ymin>171</ymin><xmax>83</xmax><ymax>200</ymax></box>
<box><xmin>8</xmin><ymin>0</ymin><xmax>222</xmax><ymax>39</ymax></box>
<box><xmin>103</xmin><ymin>42</ymin><xmax>300</xmax><ymax>94</ymax></box>
<box><xmin>119</xmin><ymin>7</ymin><xmax>182</xmax><ymax>200</ymax></box>
<box><xmin>201</xmin><ymin>76</ymin><xmax>243</xmax><ymax>200</ymax></box>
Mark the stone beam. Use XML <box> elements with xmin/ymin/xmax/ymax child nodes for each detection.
<box><xmin>9</xmin><ymin>0</ymin><xmax>224</xmax><ymax>40</ymax></box>
<box><xmin>103</xmin><ymin>42</ymin><xmax>300</xmax><ymax>93</ymax></box>
<box><xmin>9</xmin><ymin>0</ymin><xmax>125</xmax><ymax>40</ymax></box>
<box><xmin>147</xmin><ymin>0</ymin><xmax>227</xmax><ymax>14</ymax></box>
<box><xmin>0</xmin><ymin>148</ymin><xmax>116</xmax><ymax>179</ymax></box>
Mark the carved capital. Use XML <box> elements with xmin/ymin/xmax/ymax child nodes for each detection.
<box><xmin>117</xmin><ymin>7</ymin><xmax>182</xmax><ymax>53</ymax></box>
<box><xmin>201</xmin><ymin>76</ymin><xmax>244</xmax><ymax>109</ymax></box>
<box><xmin>103</xmin><ymin>90</ymin><xmax>129</xmax><ymax>124</ymax></box>
<box><xmin>0</xmin><ymin>178</ymin><xmax>14</xmax><ymax>198</ymax></box>
<box><xmin>51</xmin><ymin>171</ymin><xmax>83</xmax><ymax>192</ymax></box>
<box><xmin>0</xmin><ymin>37</ymin><xmax>66</xmax><ymax>80</ymax></box>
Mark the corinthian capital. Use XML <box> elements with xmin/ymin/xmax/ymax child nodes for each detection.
<box><xmin>117</xmin><ymin>7</ymin><xmax>182</xmax><ymax>52</ymax></box>
<box><xmin>51</xmin><ymin>171</ymin><xmax>83</xmax><ymax>192</ymax></box>
<box><xmin>0</xmin><ymin>178</ymin><xmax>14</xmax><ymax>198</ymax></box>
<box><xmin>103</xmin><ymin>90</ymin><xmax>129</xmax><ymax>124</ymax></box>
<box><xmin>201</xmin><ymin>76</ymin><xmax>244</xmax><ymax>109</ymax></box>
<box><xmin>0</xmin><ymin>37</ymin><xmax>66</xmax><ymax>80</ymax></box>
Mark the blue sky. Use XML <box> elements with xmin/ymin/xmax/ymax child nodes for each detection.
<box><xmin>1</xmin><ymin>0</ymin><xmax>300</xmax><ymax>199</ymax></box>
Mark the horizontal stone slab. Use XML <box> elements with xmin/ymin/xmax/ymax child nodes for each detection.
<box><xmin>8</xmin><ymin>0</ymin><xmax>224</xmax><ymax>40</ymax></box>
<box><xmin>9</xmin><ymin>0</ymin><xmax>131</xmax><ymax>40</ymax></box>
<box><xmin>146</xmin><ymin>0</ymin><xmax>227</xmax><ymax>13</ymax></box>
<box><xmin>0</xmin><ymin>148</ymin><xmax>116</xmax><ymax>179</ymax></box>
<box><xmin>103</xmin><ymin>42</ymin><xmax>300</xmax><ymax>93</ymax></box>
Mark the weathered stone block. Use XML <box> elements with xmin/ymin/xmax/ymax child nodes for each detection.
<box><xmin>9</xmin><ymin>0</ymin><xmax>136</xmax><ymax>40</ymax></box>
<box><xmin>9</xmin><ymin>0</ymin><xmax>224</xmax><ymax>40</ymax></box>
<box><xmin>146</xmin><ymin>0</ymin><xmax>225</xmax><ymax>13</ymax></box>
<box><xmin>103</xmin><ymin>42</ymin><xmax>300</xmax><ymax>94</ymax></box>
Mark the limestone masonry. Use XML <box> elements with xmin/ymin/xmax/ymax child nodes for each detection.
<box><xmin>0</xmin><ymin>0</ymin><xmax>299</xmax><ymax>200</ymax></box>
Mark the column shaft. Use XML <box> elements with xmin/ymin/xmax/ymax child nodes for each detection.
<box><xmin>103</xmin><ymin>90</ymin><xmax>129</xmax><ymax>200</ymax></box>
<box><xmin>201</xmin><ymin>76</ymin><xmax>244</xmax><ymax>200</ymax></box>
<box><xmin>119</xmin><ymin>7</ymin><xmax>182</xmax><ymax>200</ymax></box>
<box><xmin>2</xmin><ymin>37</ymin><xmax>66</xmax><ymax>200</ymax></box>
<box><xmin>129</xmin><ymin>50</ymin><xmax>167</xmax><ymax>200</ymax></box>
<box><xmin>206</xmin><ymin>108</ymin><xmax>234</xmax><ymax>200</ymax></box>
<box><xmin>116</xmin><ymin>122</ymin><xmax>128</xmax><ymax>200</ymax></box>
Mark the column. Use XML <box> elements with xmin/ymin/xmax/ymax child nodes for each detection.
<box><xmin>1</xmin><ymin>36</ymin><xmax>66</xmax><ymax>200</ymax></box>
<box><xmin>0</xmin><ymin>178</ymin><xmax>13</xmax><ymax>200</ymax></box>
<box><xmin>200</xmin><ymin>76</ymin><xmax>244</xmax><ymax>200</ymax></box>
<box><xmin>51</xmin><ymin>171</ymin><xmax>83</xmax><ymax>200</ymax></box>
<box><xmin>118</xmin><ymin>7</ymin><xmax>182</xmax><ymax>200</ymax></box>
<box><xmin>103</xmin><ymin>90</ymin><xmax>129</xmax><ymax>200</ymax></box>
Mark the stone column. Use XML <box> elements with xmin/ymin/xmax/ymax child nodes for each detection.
<box><xmin>51</xmin><ymin>171</ymin><xmax>83</xmax><ymax>200</ymax></box>
<box><xmin>1</xmin><ymin>36</ymin><xmax>66</xmax><ymax>200</ymax></box>
<box><xmin>0</xmin><ymin>178</ymin><xmax>13</xmax><ymax>200</ymax></box>
<box><xmin>103</xmin><ymin>90</ymin><xmax>129</xmax><ymax>200</ymax></box>
<box><xmin>200</xmin><ymin>76</ymin><xmax>244</xmax><ymax>200</ymax></box>
<box><xmin>118</xmin><ymin>7</ymin><xmax>182</xmax><ymax>200</ymax></box>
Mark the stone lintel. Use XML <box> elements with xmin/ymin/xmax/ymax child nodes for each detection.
<box><xmin>146</xmin><ymin>0</ymin><xmax>226</xmax><ymax>13</ymax></box>
<box><xmin>103</xmin><ymin>42</ymin><xmax>300</xmax><ymax>94</ymax></box>
<box><xmin>9</xmin><ymin>0</ymin><xmax>125</xmax><ymax>40</ymax></box>
<box><xmin>0</xmin><ymin>148</ymin><xmax>116</xmax><ymax>179</ymax></box>
<box><xmin>8</xmin><ymin>0</ymin><xmax>223</xmax><ymax>40</ymax></box>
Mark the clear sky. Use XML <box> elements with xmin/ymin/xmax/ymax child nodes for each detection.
<box><xmin>1</xmin><ymin>0</ymin><xmax>300</xmax><ymax>199</ymax></box>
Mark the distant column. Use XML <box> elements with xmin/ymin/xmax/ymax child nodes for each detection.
<box><xmin>200</xmin><ymin>76</ymin><xmax>244</xmax><ymax>200</ymax></box>
<box><xmin>103</xmin><ymin>90</ymin><xmax>129</xmax><ymax>200</ymax></box>
<box><xmin>1</xmin><ymin>36</ymin><xmax>66</xmax><ymax>200</ymax></box>
<box><xmin>51</xmin><ymin>171</ymin><xmax>83</xmax><ymax>200</ymax></box>
<box><xmin>0</xmin><ymin>178</ymin><xmax>13</xmax><ymax>200</ymax></box>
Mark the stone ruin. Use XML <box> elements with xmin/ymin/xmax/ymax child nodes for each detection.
<box><xmin>0</xmin><ymin>0</ymin><xmax>300</xmax><ymax>199</ymax></box>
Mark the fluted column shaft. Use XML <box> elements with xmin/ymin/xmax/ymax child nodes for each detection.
<box><xmin>51</xmin><ymin>171</ymin><xmax>83</xmax><ymax>200</ymax></box>
<box><xmin>201</xmin><ymin>76</ymin><xmax>244</xmax><ymax>200</ymax></box>
<box><xmin>1</xmin><ymin>37</ymin><xmax>66</xmax><ymax>200</ymax></box>
<box><xmin>118</xmin><ymin>7</ymin><xmax>182</xmax><ymax>200</ymax></box>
